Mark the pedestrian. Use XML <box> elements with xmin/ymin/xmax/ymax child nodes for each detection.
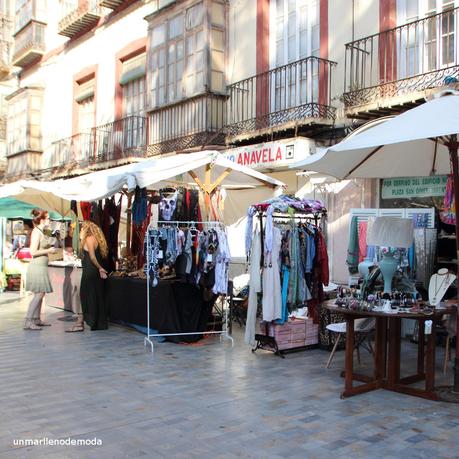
<box><xmin>24</xmin><ymin>209</ymin><xmax>57</xmax><ymax>330</ymax></box>
<box><xmin>67</xmin><ymin>221</ymin><xmax>108</xmax><ymax>332</ymax></box>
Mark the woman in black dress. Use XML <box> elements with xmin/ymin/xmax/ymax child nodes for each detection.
<box><xmin>67</xmin><ymin>221</ymin><xmax>108</xmax><ymax>331</ymax></box>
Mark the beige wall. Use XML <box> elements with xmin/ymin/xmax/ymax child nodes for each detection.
<box><xmin>19</xmin><ymin>3</ymin><xmax>151</xmax><ymax>167</ymax></box>
<box><xmin>328</xmin><ymin>0</ymin><xmax>380</xmax><ymax>120</ymax></box>
<box><xmin>227</xmin><ymin>0</ymin><xmax>257</xmax><ymax>84</ymax></box>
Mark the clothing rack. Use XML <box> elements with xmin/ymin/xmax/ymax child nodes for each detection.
<box><xmin>144</xmin><ymin>220</ymin><xmax>234</xmax><ymax>353</ymax></box>
<box><xmin>257</xmin><ymin>210</ymin><xmax>326</xmax><ymax>268</ymax></box>
<box><xmin>252</xmin><ymin>209</ymin><xmax>326</xmax><ymax>357</ymax></box>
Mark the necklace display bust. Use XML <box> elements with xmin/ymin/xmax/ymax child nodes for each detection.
<box><xmin>428</xmin><ymin>268</ymin><xmax>456</xmax><ymax>306</ymax></box>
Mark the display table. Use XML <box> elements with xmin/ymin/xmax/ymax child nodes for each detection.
<box><xmin>47</xmin><ymin>262</ymin><xmax>82</xmax><ymax>313</ymax></box>
<box><xmin>324</xmin><ymin>300</ymin><xmax>455</xmax><ymax>401</ymax></box>
<box><xmin>106</xmin><ymin>277</ymin><xmax>214</xmax><ymax>343</ymax></box>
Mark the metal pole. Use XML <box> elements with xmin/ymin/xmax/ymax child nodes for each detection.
<box><xmin>448</xmin><ymin>138</ymin><xmax>459</xmax><ymax>393</ymax></box>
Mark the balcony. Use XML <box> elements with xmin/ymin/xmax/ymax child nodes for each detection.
<box><xmin>98</xmin><ymin>0</ymin><xmax>126</xmax><ymax>9</ymax></box>
<box><xmin>147</xmin><ymin>93</ymin><xmax>227</xmax><ymax>156</ymax></box>
<box><xmin>0</xmin><ymin>16</ymin><xmax>12</xmax><ymax>78</ymax></box>
<box><xmin>12</xmin><ymin>21</ymin><xmax>45</xmax><ymax>68</ymax></box>
<box><xmin>48</xmin><ymin>116</ymin><xmax>147</xmax><ymax>169</ymax></box>
<box><xmin>0</xmin><ymin>39</ymin><xmax>11</xmax><ymax>78</ymax></box>
<box><xmin>58</xmin><ymin>0</ymin><xmax>103</xmax><ymax>39</ymax></box>
<box><xmin>344</xmin><ymin>7</ymin><xmax>459</xmax><ymax>119</ymax></box>
<box><xmin>226</xmin><ymin>57</ymin><xmax>336</xmax><ymax>143</ymax></box>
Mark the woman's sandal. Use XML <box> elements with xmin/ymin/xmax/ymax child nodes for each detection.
<box><xmin>65</xmin><ymin>324</ymin><xmax>84</xmax><ymax>333</ymax></box>
<box><xmin>23</xmin><ymin>323</ymin><xmax>42</xmax><ymax>331</ymax></box>
<box><xmin>35</xmin><ymin>321</ymin><xmax>51</xmax><ymax>326</ymax></box>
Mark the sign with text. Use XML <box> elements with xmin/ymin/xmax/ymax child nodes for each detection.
<box><xmin>381</xmin><ymin>175</ymin><xmax>448</xmax><ymax>199</ymax></box>
<box><xmin>223</xmin><ymin>138</ymin><xmax>315</xmax><ymax>170</ymax></box>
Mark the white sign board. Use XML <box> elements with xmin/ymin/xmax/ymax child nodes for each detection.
<box><xmin>223</xmin><ymin>138</ymin><xmax>315</xmax><ymax>170</ymax></box>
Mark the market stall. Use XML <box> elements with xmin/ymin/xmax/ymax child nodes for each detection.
<box><xmin>0</xmin><ymin>197</ymin><xmax>69</xmax><ymax>295</ymax></box>
<box><xmin>244</xmin><ymin>195</ymin><xmax>328</xmax><ymax>356</ymax></box>
<box><xmin>0</xmin><ymin>151</ymin><xmax>285</xmax><ymax>345</ymax></box>
<box><xmin>290</xmin><ymin>92</ymin><xmax>459</xmax><ymax>400</ymax></box>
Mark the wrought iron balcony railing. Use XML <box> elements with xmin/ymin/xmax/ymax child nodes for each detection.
<box><xmin>344</xmin><ymin>6</ymin><xmax>459</xmax><ymax>111</ymax></box>
<box><xmin>48</xmin><ymin>116</ymin><xmax>147</xmax><ymax>168</ymax></box>
<box><xmin>226</xmin><ymin>56</ymin><xmax>336</xmax><ymax>139</ymax></box>
<box><xmin>58</xmin><ymin>0</ymin><xmax>103</xmax><ymax>38</ymax></box>
<box><xmin>12</xmin><ymin>20</ymin><xmax>45</xmax><ymax>67</ymax></box>
<box><xmin>147</xmin><ymin>93</ymin><xmax>226</xmax><ymax>156</ymax></box>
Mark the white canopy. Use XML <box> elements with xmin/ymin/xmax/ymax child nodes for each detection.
<box><xmin>0</xmin><ymin>151</ymin><xmax>285</xmax><ymax>210</ymax></box>
<box><xmin>0</xmin><ymin>180</ymin><xmax>72</xmax><ymax>216</ymax></box>
<box><xmin>289</xmin><ymin>93</ymin><xmax>459</xmax><ymax>179</ymax></box>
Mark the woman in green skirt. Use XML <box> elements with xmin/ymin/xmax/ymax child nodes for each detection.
<box><xmin>24</xmin><ymin>209</ymin><xmax>57</xmax><ymax>330</ymax></box>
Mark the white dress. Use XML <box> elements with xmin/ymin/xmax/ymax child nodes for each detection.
<box><xmin>262</xmin><ymin>226</ymin><xmax>282</xmax><ymax>322</ymax></box>
<box><xmin>244</xmin><ymin>228</ymin><xmax>261</xmax><ymax>345</ymax></box>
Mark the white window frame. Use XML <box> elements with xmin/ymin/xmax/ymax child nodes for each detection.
<box><xmin>7</xmin><ymin>95</ymin><xmax>27</xmax><ymax>155</ymax></box>
<box><xmin>148</xmin><ymin>1</ymin><xmax>206</xmax><ymax>109</ymax></box>
<box><xmin>269</xmin><ymin>0</ymin><xmax>320</xmax><ymax>112</ymax></box>
<box><xmin>122</xmin><ymin>77</ymin><xmax>146</xmax><ymax>149</ymax></box>
<box><xmin>397</xmin><ymin>0</ymin><xmax>458</xmax><ymax>79</ymax></box>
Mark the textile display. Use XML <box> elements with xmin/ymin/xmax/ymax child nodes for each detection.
<box><xmin>414</xmin><ymin>228</ymin><xmax>437</xmax><ymax>287</ymax></box>
<box><xmin>245</xmin><ymin>197</ymin><xmax>328</xmax><ymax>338</ymax></box>
<box><xmin>440</xmin><ymin>174</ymin><xmax>456</xmax><ymax>225</ymax></box>
<box><xmin>107</xmin><ymin>277</ymin><xmax>214</xmax><ymax>343</ymax></box>
<box><xmin>358</xmin><ymin>221</ymin><xmax>368</xmax><ymax>263</ymax></box>
<box><xmin>347</xmin><ymin>216</ymin><xmax>359</xmax><ymax>274</ymax></box>
<box><xmin>145</xmin><ymin>224</ymin><xmax>231</xmax><ymax>296</ymax></box>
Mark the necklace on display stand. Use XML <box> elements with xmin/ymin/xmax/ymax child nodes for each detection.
<box><xmin>428</xmin><ymin>268</ymin><xmax>456</xmax><ymax>306</ymax></box>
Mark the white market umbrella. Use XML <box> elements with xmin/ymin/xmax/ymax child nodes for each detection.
<box><xmin>0</xmin><ymin>180</ymin><xmax>72</xmax><ymax>217</ymax></box>
<box><xmin>126</xmin><ymin>150</ymin><xmax>285</xmax><ymax>190</ymax></box>
<box><xmin>290</xmin><ymin>91</ymin><xmax>459</xmax><ymax>395</ymax></box>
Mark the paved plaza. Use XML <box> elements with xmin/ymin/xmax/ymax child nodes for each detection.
<box><xmin>0</xmin><ymin>291</ymin><xmax>458</xmax><ymax>459</ymax></box>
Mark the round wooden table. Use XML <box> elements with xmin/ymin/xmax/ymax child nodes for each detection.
<box><xmin>323</xmin><ymin>300</ymin><xmax>455</xmax><ymax>401</ymax></box>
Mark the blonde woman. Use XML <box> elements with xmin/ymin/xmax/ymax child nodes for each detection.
<box><xmin>24</xmin><ymin>209</ymin><xmax>57</xmax><ymax>330</ymax></box>
<box><xmin>67</xmin><ymin>221</ymin><xmax>108</xmax><ymax>332</ymax></box>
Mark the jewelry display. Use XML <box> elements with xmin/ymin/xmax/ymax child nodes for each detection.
<box><xmin>428</xmin><ymin>268</ymin><xmax>456</xmax><ymax>306</ymax></box>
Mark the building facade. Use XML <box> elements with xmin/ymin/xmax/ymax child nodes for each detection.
<box><xmin>1</xmin><ymin>0</ymin><xmax>457</xmax><ymax>282</ymax></box>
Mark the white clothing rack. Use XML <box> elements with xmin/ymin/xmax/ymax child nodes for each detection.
<box><xmin>144</xmin><ymin>220</ymin><xmax>234</xmax><ymax>352</ymax></box>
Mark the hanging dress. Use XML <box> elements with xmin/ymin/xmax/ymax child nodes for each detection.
<box><xmin>244</xmin><ymin>228</ymin><xmax>261</xmax><ymax>345</ymax></box>
<box><xmin>262</xmin><ymin>226</ymin><xmax>282</xmax><ymax>322</ymax></box>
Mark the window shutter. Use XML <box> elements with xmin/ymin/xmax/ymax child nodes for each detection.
<box><xmin>75</xmin><ymin>79</ymin><xmax>95</xmax><ymax>103</ymax></box>
<box><xmin>120</xmin><ymin>53</ymin><xmax>146</xmax><ymax>86</ymax></box>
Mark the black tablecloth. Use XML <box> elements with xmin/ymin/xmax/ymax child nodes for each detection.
<box><xmin>106</xmin><ymin>277</ymin><xmax>213</xmax><ymax>342</ymax></box>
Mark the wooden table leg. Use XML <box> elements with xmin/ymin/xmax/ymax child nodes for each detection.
<box><xmin>387</xmin><ymin>317</ymin><xmax>401</xmax><ymax>388</ymax></box>
<box><xmin>418</xmin><ymin>319</ymin><xmax>425</xmax><ymax>375</ymax></box>
<box><xmin>374</xmin><ymin>317</ymin><xmax>387</xmax><ymax>380</ymax></box>
<box><xmin>425</xmin><ymin>319</ymin><xmax>437</xmax><ymax>392</ymax></box>
<box><xmin>343</xmin><ymin>317</ymin><xmax>355</xmax><ymax>395</ymax></box>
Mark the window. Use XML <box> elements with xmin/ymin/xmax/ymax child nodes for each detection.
<box><xmin>7</xmin><ymin>94</ymin><xmax>27</xmax><ymax>155</ymax></box>
<box><xmin>78</xmin><ymin>96</ymin><xmax>94</xmax><ymax>132</ymax></box>
<box><xmin>6</xmin><ymin>87</ymin><xmax>43</xmax><ymax>156</ymax></box>
<box><xmin>398</xmin><ymin>0</ymin><xmax>458</xmax><ymax>78</ymax></box>
<box><xmin>148</xmin><ymin>1</ymin><xmax>209</xmax><ymax>108</ymax></box>
<box><xmin>123</xmin><ymin>76</ymin><xmax>146</xmax><ymax>149</ymax></box>
<box><xmin>123</xmin><ymin>77</ymin><xmax>146</xmax><ymax>117</ymax></box>
<box><xmin>15</xmin><ymin>0</ymin><xmax>46</xmax><ymax>34</ymax></box>
<box><xmin>271</xmin><ymin>0</ymin><xmax>319</xmax><ymax>109</ymax></box>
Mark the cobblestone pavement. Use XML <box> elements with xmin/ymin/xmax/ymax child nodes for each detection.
<box><xmin>1</xmin><ymin>291</ymin><xmax>458</xmax><ymax>459</ymax></box>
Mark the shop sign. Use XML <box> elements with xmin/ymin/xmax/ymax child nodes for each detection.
<box><xmin>381</xmin><ymin>175</ymin><xmax>448</xmax><ymax>199</ymax></box>
<box><xmin>223</xmin><ymin>138</ymin><xmax>315</xmax><ymax>170</ymax></box>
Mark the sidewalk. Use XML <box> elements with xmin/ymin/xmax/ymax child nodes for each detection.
<box><xmin>0</xmin><ymin>292</ymin><xmax>458</xmax><ymax>459</ymax></box>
